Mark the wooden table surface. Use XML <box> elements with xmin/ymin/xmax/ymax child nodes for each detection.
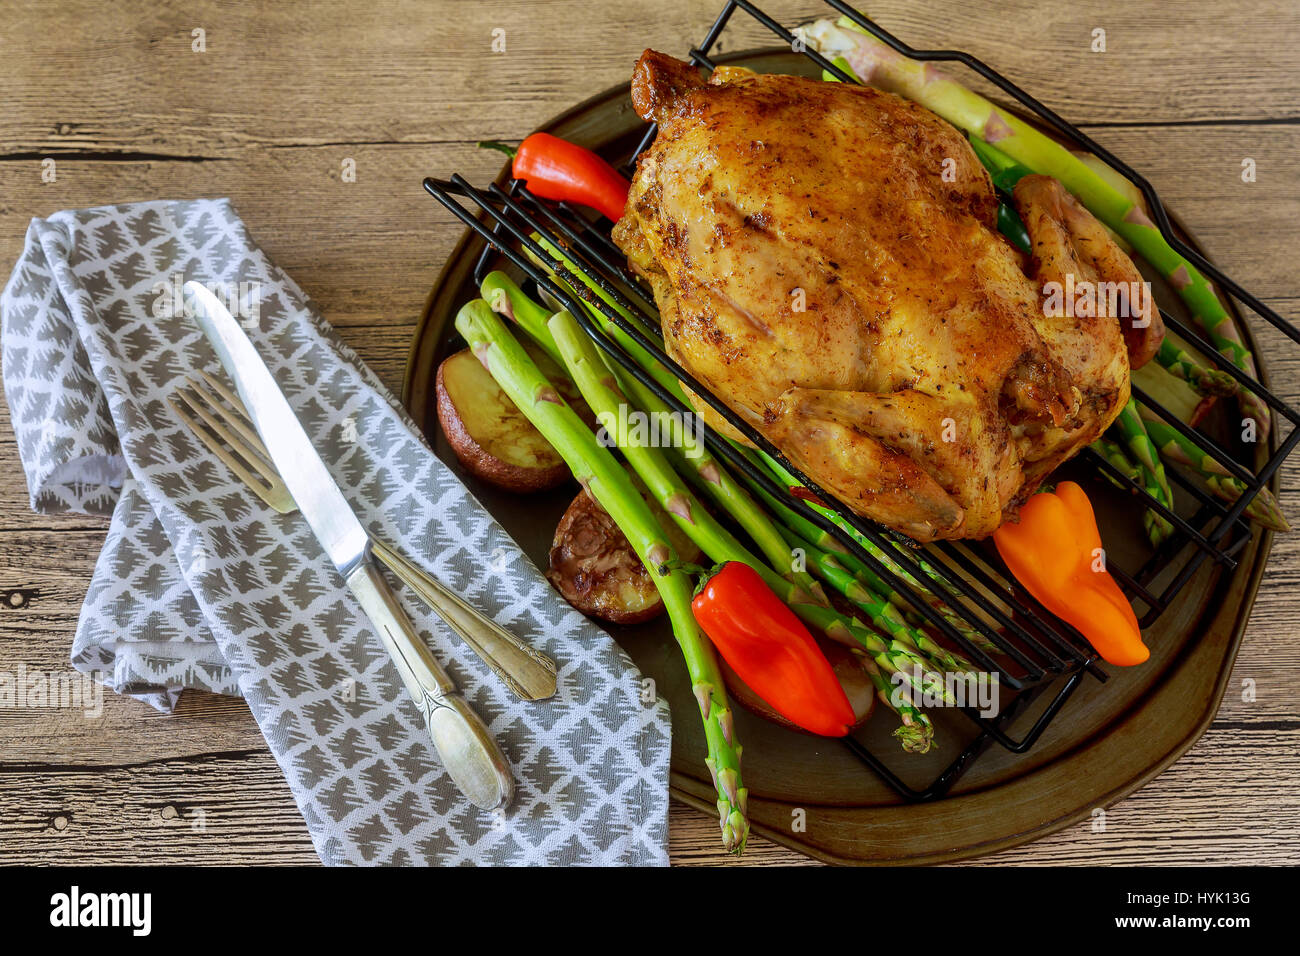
<box><xmin>1</xmin><ymin>0</ymin><xmax>1297</xmax><ymax>866</ymax></box>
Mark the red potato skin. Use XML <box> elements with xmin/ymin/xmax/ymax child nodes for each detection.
<box><xmin>435</xmin><ymin>350</ymin><xmax>570</xmax><ymax>493</ymax></box>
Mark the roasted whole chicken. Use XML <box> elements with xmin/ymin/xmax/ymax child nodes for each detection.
<box><xmin>613</xmin><ymin>51</ymin><xmax>1163</xmax><ymax>541</ymax></box>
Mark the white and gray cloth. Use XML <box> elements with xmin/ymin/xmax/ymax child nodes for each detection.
<box><xmin>0</xmin><ymin>199</ymin><xmax>672</xmax><ymax>865</ymax></box>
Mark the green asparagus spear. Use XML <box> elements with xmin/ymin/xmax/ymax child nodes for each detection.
<box><xmin>743</xmin><ymin>472</ymin><xmax>904</xmax><ymax>606</ymax></box>
<box><xmin>480</xmin><ymin>271</ymin><xmax>565</xmax><ymax>367</ymax></box>
<box><xmin>779</xmin><ymin>525</ymin><xmax>979</xmax><ymax>678</ymax></box>
<box><xmin>1086</xmin><ymin>434</ymin><xmax>1196</xmax><ymax>541</ymax></box>
<box><xmin>1137</xmin><ymin>410</ymin><xmax>1289</xmax><ymax>532</ymax></box>
<box><xmin>738</xmin><ymin>460</ymin><xmax>1001</xmax><ymax>654</ymax></box>
<box><xmin>1111</xmin><ymin>398</ymin><xmax>1176</xmax><ymax>546</ymax></box>
<box><xmin>547</xmin><ymin>307</ymin><xmax>816</xmax><ymax>604</ymax></box>
<box><xmin>525</xmin><ymin>236</ymin><xmax>682</xmax><ymax>401</ymax></box>
<box><xmin>755</xmin><ymin>450</ymin><xmax>1004</xmax><ymax>657</ymax></box>
<box><xmin>1090</xmin><ymin>437</ymin><xmax>1177</xmax><ymax>537</ymax></box>
<box><xmin>855</xmin><ymin>652</ymin><xmax>935</xmax><ymax>754</ymax></box>
<box><xmin>1154</xmin><ymin>339</ymin><xmax>1239</xmax><ymax>399</ymax></box>
<box><xmin>1092</xmin><ymin>438</ymin><xmax>1144</xmax><ymax>488</ymax></box>
<box><xmin>455</xmin><ymin>298</ymin><xmax>749</xmax><ymax>852</ymax></box>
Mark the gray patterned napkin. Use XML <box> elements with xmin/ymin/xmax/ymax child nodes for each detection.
<box><xmin>1</xmin><ymin>199</ymin><xmax>672</xmax><ymax>865</ymax></box>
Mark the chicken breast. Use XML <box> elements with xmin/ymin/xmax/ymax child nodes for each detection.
<box><xmin>614</xmin><ymin>51</ymin><xmax>1155</xmax><ymax>541</ymax></box>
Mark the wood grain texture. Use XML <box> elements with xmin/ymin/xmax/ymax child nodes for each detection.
<box><xmin>0</xmin><ymin>0</ymin><xmax>1296</xmax><ymax>866</ymax></box>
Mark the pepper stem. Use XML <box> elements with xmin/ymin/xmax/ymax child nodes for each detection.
<box><xmin>656</xmin><ymin>559</ymin><xmax>723</xmax><ymax>592</ymax></box>
<box><xmin>477</xmin><ymin>140</ymin><xmax>518</xmax><ymax>159</ymax></box>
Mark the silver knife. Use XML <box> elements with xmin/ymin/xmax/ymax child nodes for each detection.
<box><xmin>185</xmin><ymin>281</ymin><xmax>513</xmax><ymax>811</ymax></box>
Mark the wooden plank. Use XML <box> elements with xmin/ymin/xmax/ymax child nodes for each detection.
<box><xmin>0</xmin><ymin>0</ymin><xmax>1297</xmax><ymax>159</ymax></box>
<box><xmin>0</xmin><ymin>746</ymin><xmax>317</xmax><ymax>865</ymax></box>
<box><xmin>0</xmin><ymin>144</ymin><xmax>506</xmax><ymax>334</ymax></box>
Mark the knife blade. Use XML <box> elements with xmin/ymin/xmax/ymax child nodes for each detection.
<box><xmin>185</xmin><ymin>281</ymin><xmax>513</xmax><ymax>810</ymax></box>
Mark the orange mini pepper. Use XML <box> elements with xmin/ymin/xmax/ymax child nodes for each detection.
<box><xmin>993</xmin><ymin>481</ymin><xmax>1148</xmax><ymax>666</ymax></box>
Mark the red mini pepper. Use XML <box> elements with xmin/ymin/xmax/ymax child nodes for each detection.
<box><xmin>994</xmin><ymin>481</ymin><xmax>1148</xmax><ymax>666</ymax></box>
<box><xmin>481</xmin><ymin>132</ymin><xmax>630</xmax><ymax>222</ymax></box>
<box><xmin>691</xmin><ymin>562</ymin><xmax>855</xmax><ymax>737</ymax></box>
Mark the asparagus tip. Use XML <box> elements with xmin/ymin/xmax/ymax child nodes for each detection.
<box><xmin>721</xmin><ymin>807</ymin><xmax>749</xmax><ymax>855</ymax></box>
<box><xmin>896</xmin><ymin>722</ymin><xmax>935</xmax><ymax>754</ymax></box>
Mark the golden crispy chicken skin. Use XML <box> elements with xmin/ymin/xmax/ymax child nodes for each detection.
<box><xmin>614</xmin><ymin>51</ymin><xmax>1154</xmax><ymax>541</ymax></box>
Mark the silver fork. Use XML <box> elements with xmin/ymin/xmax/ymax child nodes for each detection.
<box><xmin>169</xmin><ymin>372</ymin><xmax>558</xmax><ymax>702</ymax></box>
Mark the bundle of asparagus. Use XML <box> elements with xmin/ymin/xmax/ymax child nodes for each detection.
<box><xmin>479</xmin><ymin>275</ymin><xmax>972</xmax><ymax>751</ymax></box>
<box><xmin>458</xmin><ymin>286</ymin><xmax>1007</xmax><ymax>851</ymax></box>
<box><xmin>456</xmin><ymin>298</ymin><xmax>752</xmax><ymax>852</ymax></box>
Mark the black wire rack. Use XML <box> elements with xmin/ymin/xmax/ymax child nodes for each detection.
<box><xmin>422</xmin><ymin>0</ymin><xmax>1297</xmax><ymax>801</ymax></box>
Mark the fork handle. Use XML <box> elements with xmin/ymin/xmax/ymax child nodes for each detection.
<box><xmin>346</xmin><ymin>560</ymin><xmax>514</xmax><ymax>811</ymax></box>
<box><xmin>371</xmin><ymin>540</ymin><xmax>558</xmax><ymax>702</ymax></box>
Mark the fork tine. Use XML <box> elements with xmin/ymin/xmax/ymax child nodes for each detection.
<box><xmin>193</xmin><ymin>372</ymin><xmax>275</xmax><ymax>462</ymax></box>
<box><xmin>176</xmin><ymin>383</ymin><xmax>270</xmax><ymax>469</ymax></box>
<box><xmin>173</xmin><ymin>380</ymin><xmax>297</xmax><ymax>514</ymax></box>
<box><xmin>189</xmin><ymin>373</ymin><xmax>297</xmax><ymax>514</ymax></box>
<box><xmin>169</xmin><ymin>394</ymin><xmax>295</xmax><ymax>514</ymax></box>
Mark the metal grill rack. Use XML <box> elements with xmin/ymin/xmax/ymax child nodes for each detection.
<box><xmin>422</xmin><ymin>0</ymin><xmax>1298</xmax><ymax>801</ymax></box>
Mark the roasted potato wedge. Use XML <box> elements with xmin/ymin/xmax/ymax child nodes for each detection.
<box><xmin>547</xmin><ymin>488</ymin><xmax>662</xmax><ymax>624</ymax></box>
<box><xmin>436</xmin><ymin>348</ymin><xmax>569</xmax><ymax>492</ymax></box>
<box><xmin>546</xmin><ymin>482</ymin><xmax>702</xmax><ymax>625</ymax></box>
<box><xmin>719</xmin><ymin>638</ymin><xmax>876</xmax><ymax>733</ymax></box>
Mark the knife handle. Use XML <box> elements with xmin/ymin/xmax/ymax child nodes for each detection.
<box><xmin>346</xmin><ymin>559</ymin><xmax>514</xmax><ymax>811</ymax></box>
